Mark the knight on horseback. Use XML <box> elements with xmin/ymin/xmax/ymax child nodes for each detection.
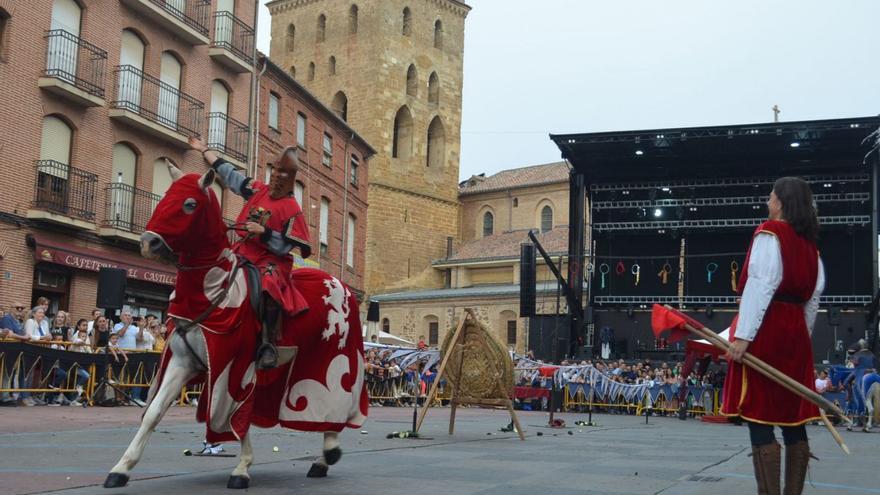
<box><xmin>189</xmin><ymin>136</ymin><xmax>311</xmax><ymax>369</ymax></box>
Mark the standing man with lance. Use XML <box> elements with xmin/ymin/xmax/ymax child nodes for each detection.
<box><xmin>189</xmin><ymin>136</ymin><xmax>312</xmax><ymax>369</ymax></box>
<box><xmin>721</xmin><ymin>177</ymin><xmax>825</xmax><ymax>495</ymax></box>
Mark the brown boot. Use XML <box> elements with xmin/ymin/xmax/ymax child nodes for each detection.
<box><xmin>783</xmin><ymin>440</ymin><xmax>811</xmax><ymax>495</ymax></box>
<box><xmin>751</xmin><ymin>442</ymin><xmax>781</xmax><ymax>495</ymax></box>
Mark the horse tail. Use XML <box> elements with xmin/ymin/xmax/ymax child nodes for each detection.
<box><xmin>871</xmin><ymin>383</ymin><xmax>880</xmax><ymax>424</ymax></box>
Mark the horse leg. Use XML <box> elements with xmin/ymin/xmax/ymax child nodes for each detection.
<box><xmin>105</xmin><ymin>363</ymin><xmax>193</xmax><ymax>488</ymax></box>
<box><xmin>307</xmin><ymin>431</ymin><xmax>341</xmax><ymax>478</ymax></box>
<box><xmin>227</xmin><ymin>432</ymin><xmax>253</xmax><ymax>489</ymax></box>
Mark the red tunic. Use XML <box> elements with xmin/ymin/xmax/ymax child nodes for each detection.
<box><xmin>234</xmin><ymin>181</ymin><xmax>311</xmax><ymax>316</ymax></box>
<box><xmin>721</xmin><ymin>220</ymin><xmax>820</xmax><ymax>425</ymax></box>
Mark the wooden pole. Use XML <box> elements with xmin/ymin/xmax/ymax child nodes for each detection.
<box><xmin>415</xmin><ymin>311</ymin><xmax>470</xmax><ymax>432</ymax></box>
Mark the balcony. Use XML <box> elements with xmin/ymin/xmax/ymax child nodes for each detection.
<box><xmin>109</xmin><ymin>65</ymin><xmax>204</xmax><ymax>147</ymax></box>
<box><xmin>99</xmin><ymin>183</ymin><xmax>161</xmax><ymax>243</ymax></box>
<box><xmin>27</xmin><ymin>160</ymin><xmax>98</xmax><ymax>230</ymax></box>
<box><xmin>39</xmin><ymin>30</ymin><xmax>107</xmax><ymax>107</ymax></box>
<box><xmin>207</xmin><ymin>112</ymin><xmax>249</xmax><ymax>168</ymax></box>
<box><xmin>209</xmin><ymin>11</ymin><xmax>254</xmax><ymax>73</ymax></box>
<box><xmin>119</xmin><ymin>0</ymin><xmax>210</xmax><ymax>45</ymax></box>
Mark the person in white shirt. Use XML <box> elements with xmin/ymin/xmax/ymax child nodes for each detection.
<box><xmin>112</xmin><ymin>311</ymin><xmax>138</xmax><ymax>350</ymax></box>
<box><xmin>70</xmin><ymin>319</ymin><xmax>93</xmax><ymax>353</ymax></box>
<box><xmin>24</xmin><ymin>307</ymin><xmax>50</xmax><ymax>341</ymax></box>
<box><xmin>86</xmin><ymin>309</ymin><xmax>102</xmax><ymax>339</ymax></box>
<box><xmin>135</xmin><ymin>317</ymin><xmax>156</xmax><ymax>351</ymax></box>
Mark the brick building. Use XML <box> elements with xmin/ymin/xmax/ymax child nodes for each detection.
<box><xmin>0</xmin><ymin>0</ymin><xmax>372</xmax><ymax>321</ymax></box>
<box><xmin>372</xmin><ymin>162</ymin><xmax>590</xmax><ymax>353</ymax></box>
<box><xmin>266</xmin><ymin>0</ymin><xmax>470</xmax><ymax>297</ymax></box>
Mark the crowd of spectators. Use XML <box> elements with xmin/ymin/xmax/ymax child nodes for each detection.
<box><xmin>0</xmin><ymin>298</ymin><xmax>166</xmax><ymax>407</ymax></box>
<box><xmin>363</xmin><ymin>347</ymin><xmax>438</xmax><ymax>406</ymax></box>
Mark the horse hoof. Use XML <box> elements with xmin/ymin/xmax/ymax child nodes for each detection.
<box><xmin>307</xmin><ymin>463</ymin><xmax>328</xmax><ymax>478</ymax></box>
<box><xmin>324</xmin><ymin>447</ymin><xmax>342</xmax><ymax>465</ymax></box>
<box><xmin>103</xmin><ymin>472</ymin><xmax>130</xmax><ymax>488</ymax></box>
<box><xmin>227</xmin><ymin>475</ymin><xmax>250</xmax><ymax>489</ymax></box>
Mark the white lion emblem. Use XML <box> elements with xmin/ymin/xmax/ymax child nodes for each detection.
<box><xmin>321</xmin><ymin>277</ymin><xmax>351</xmax><ymax>349</ymax></box>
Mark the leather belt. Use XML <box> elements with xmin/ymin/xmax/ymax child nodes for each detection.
<box><xmin>772</xmin><ymin>293</ymin><xmax>806</xmax><ymax>304</ymax></box>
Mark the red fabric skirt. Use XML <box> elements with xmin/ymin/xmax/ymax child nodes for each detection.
<box><xmin>721</xmin><ymin>302</ymin><xmax>820</xmax><ymax>425</ymax></box>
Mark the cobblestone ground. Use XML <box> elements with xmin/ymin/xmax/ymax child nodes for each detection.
<box><xmin>0</xmin><ymin>405</ymin><xmax>877</xmax><ymax>494</ymax></box>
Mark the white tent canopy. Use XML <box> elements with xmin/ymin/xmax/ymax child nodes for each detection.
<box><xmin>362</xmin><ymin>326</ymin><xmax>415</xmax><ymax>346</ymax></box>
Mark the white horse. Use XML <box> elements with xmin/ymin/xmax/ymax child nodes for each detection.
<box><xmin>104</xmin><ymin>166</ymin><xmax>365</xmax><ymax>489</ymax></box>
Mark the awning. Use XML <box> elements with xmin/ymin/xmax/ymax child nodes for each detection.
<box><xmin>28</xmin><ymin>233</ymin><xmax>177</xmax><ymax>286</ymax></box>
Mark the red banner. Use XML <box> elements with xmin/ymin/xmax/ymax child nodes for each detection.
<box><xmin>31</xmin><ymin>235</ymin><xmax>177</xmax><ymax>286</ymax></box>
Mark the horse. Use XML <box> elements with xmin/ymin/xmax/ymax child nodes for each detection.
<box><xmin>862</xmin><ymin>372</ymin><xmax>880</xmax><ymax>432</ymax></box>
<box><xmin>104</xmin><ymin>166</ymin><xmax>368</xmax><ymax>489</ymax></box>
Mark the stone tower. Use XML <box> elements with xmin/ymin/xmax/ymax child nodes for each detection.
<box><xmin>267</xmin><ymin>0</ymin><xmax>470</xmax><ymax>295</ymax></box>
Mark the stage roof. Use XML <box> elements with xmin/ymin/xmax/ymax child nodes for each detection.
<box><xmin>550</xmin><ymin>116</ymin><xmax>880</xmax><ymax>183</ymax></box>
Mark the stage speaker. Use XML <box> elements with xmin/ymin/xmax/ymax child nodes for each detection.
<box><xmin>97</xmin><ymin>268</ymin><xmax>127</xmax><ymax>309</ymax></box>
<box><xmin>367</xmin><ymin>300</ymin><xmax>380</xmax><ymax>322</ymax></box>
<box><xmin>520</xmin><ymin>244</ymin><xmax>536</xmax><ymax>317</ymax></box>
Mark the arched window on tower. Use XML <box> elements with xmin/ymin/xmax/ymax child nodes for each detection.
<box><xmin>348</xmin><ymin>4</ymin><xmax>358</xmax><ymax>35</ymax></box>
<box><xmin>286</xmin><ymin>24</ymin><xmax>295</xmax><ymax>52</ymax></box>
<box><xmin>406</xmin><ymin>64</ymin><xmax>417</xmax><ymax>97</ymax></box>
<box><xmin>329</xmin><ymin>55</ymin><xmax>336</xmax><ymax>75</ymax></box>
<box><xmin>541</xmin><ymin>205</ymin><xmax>553</xmax><ymax>233</ymax></box>
<box><xmin>434</xmin><ymin>19</ymin><xmax>443</xmax><ymax>49</ymax></box>
<box><xmin>382</xmin><ymin>318</ymin><xmax>390</xmax><ymax>333</ymax></box>
<box><xmin>402</xmin><ymin>7</ymin><xmax>412</xmax><ymax>36</ymax></box>
<box><xmin>426</xmin><ymin>116</ymin><xmax>445</xmax><ymax>168</ymax></box>
<box><xmin>331</xmin><ymin>91</ymin><xmax>348</xmax><ymax>121</ymax></box>
<box><xmin>428</xmin><ymin>71</ymin><xmax>439</xmax><ymax>105</ymax></box>
<box><xmin>316</xmin><ymin>14</ymin><xmax>326</xmax><ymax>43</ymax></box>
<box><xmin>308</xmin><ymin>61</ymin><xmax>315</xmax><ymax>81</ymax></box>
<box><xmin>392</xmin><ymin>105</ymin><xmax>413</xmax><ymax>159</ymax></box>
<box><xmin>482</xmin><ymin>211</ymin><xmax>494</xmax><ymax>237</ymax></box>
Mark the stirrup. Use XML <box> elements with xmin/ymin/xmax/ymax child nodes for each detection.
<box><xmin>256</xmin><ymin>343</ymin><xmax>278</xmax><ymax>369</ymax></box>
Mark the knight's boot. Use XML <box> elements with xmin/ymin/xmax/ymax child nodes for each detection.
<box><xmin>256</xmin><ymin>300</ymin><xmax>280</xmax><ymax>370</ymax></box>
<box><xmin>783</xmin><ymin>441</ymin><xmax>811</xmax><ymax>495</ymax></box>
<box><xmin>751</xmin><ymin>442</ymin><xmax>781</xmax><ymax>495</ymax></box>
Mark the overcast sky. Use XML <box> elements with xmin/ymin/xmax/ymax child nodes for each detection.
<box><xmin>257</xmin><ymin>0</ymin><xmax>880</xmax><ymax>181</ymax></box>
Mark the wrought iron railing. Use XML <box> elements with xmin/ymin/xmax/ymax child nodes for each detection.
<box><xmin>211</xmin><ymin>11</ymin><xmax>254</xmax><ymax>64</ymax></box>
<box><xmin>103</xmin><ymin>182</ymin><xmax>161</xmax><ymax>234</ymax></box>
<box><xmin>112</xmin><ymin>65</ymin><xmax>204</xmax><ymax>138</ymax></box>
<box><xmin>207</xmin><ymin>112</ymin><xmax>249</xmax><ymax>163</ymax></box>
<box><xmin>32</xmin><ymin>160</ymin><xmax>98</xmax><ymax>222</ymax></box>
<box><xmin>43</xmin><ymin>30</ymin><xmax>107</xmax><ymax>98</ymax></box>
<box><xmin>145</xmin><ymin>0</ymin><xmax>211</xmax><ymax>37</ymax></box>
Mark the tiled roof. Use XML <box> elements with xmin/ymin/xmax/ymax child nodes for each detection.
<box><xmin>459</xmin><ymin>161</ymin><xmax>570</xmax><ymax>196</ymax></box>
<box><xmin>439</xmin><ymin>226</ymin><xmax>568</xmax><ymax>263</ymax></box>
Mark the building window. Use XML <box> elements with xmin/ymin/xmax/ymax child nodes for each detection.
<box><xmin>289</xmin><ymin>65</ymin><xmax>296</xmax><ymax>78</ymax></box>
<box><xmin>319</xmin><ymin>196</ymin><xmax>330</xmax><ymax>255</ymax></box>
<box><xmin>294</xmin><ymin>180</ymin><xmax>304</xmax><ymax>205</ymax></box>
<box><xmin>392</xmin><ymin>105</ymin><xmax>413</xmax><ymax>159</ymax></box>
<box><xmin>346</xmin><ymin>214</ymin><xmax>355</xmax><ymax>267</ymax></box>
<box><xmin>329</xmin><ymin>55</ymin><xmax>336</xmax><ymax>75</ymax></box>
<box><xmin>402</xmin><ymin>7</ymin><xmax>411</xmax><ymax>36</ymax></box>
<box><xmin>322</xmin><ymin>133</ymin><xmax>333</xmax><ymax>167</ymax></box>
<box><xmin>541</xmin><ymin>205</ymin><xmax>553</xmax><ymax>233</ymax></box>
<box><xmin>482</xmin><ymin>211</ymin><xmax>493</xmax><ymax>237</ymax></box>
<box><xmin>308</xmin><ymin>61</ymin><xmax>315</xmax><ymax>81</ymax></box>
<box><xmin>426</xmin><ymin>116</ymin><xmax>445</xmax><ymax>167</ymax></box>
<box><xmin>428</xmin><ymin>321</ymin><xmax>438</xmax><ymax>346</ymax></box>
<box><xmin>406</xmin><ymin>64</ymin><xmax>417</xmax><ymax>97</ymax></box>
<box><xmin>382</xmin><ymin>318</ymin><xmax>390</xmax><ymax>333</ymax></box>
<box><xmin>513</xmin><ymin>198</ymin><xmax>518</xmax><ymax>207</ymax></box>
<box><xmin>349</xmin><ymin>4</ymin><xmax>358</xmax><ymax>35</ymax></box>
<box><xmin>331</xmin><ymin>91</ymin><xmax>347</xmax><ymax>121</ymax></box>
<box><xmin>268</xmin><ymin>92</ymin><xmax>280</xmax><ymax>131</ymax></box>
<box><xmin>507</xmin><ymin>320</ymin><xmax>517</xmax><ymax>345</ymax></box>
<box><xmin>434</xmin><ymin>19</ymin><xmax>443</xmax><ymax>49</ymax></box>
<box><xmin>316</xmin><ymin>14</ymin><xmax>326</xmax><ymax>43</ymax></box>
<box><xmin>286</xmin><ymin>24</ymin><xmax>295</xmax><ymax>52</ymax></box>
<box><xmin>296</xmin><ymin>112</ymin><xmax>306</xmax><ymax>147</ymax></box>
<box><xmin>350</xmin><ymin>154</ymin><xmax>359</xmax><ymax>187</ymax></box>
<box><xmin>428</xmin><ymin>71</ymin><xmax>439</xmax><ymax>105</ymax></box>
<box><xmin>0</xmin><ymin>8</ymin><xmax>10</xmax><ymax>60</ymax></box>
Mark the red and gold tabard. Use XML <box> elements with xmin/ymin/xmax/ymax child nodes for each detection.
<box><xmin>234</xmin><ymin>180</ymin><xmax>311</xmax><ymax>316</ymax></box>
<box><xmin>721</xmin><ymin>220</ymin><xmax>820</xmax><ymax>425</ymax></box>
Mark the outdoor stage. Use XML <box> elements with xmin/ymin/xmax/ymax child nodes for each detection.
<box><xmin>1</xmin><ymin>406</ymin><xmax>877</xmax><ymax>495</ymax></box>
